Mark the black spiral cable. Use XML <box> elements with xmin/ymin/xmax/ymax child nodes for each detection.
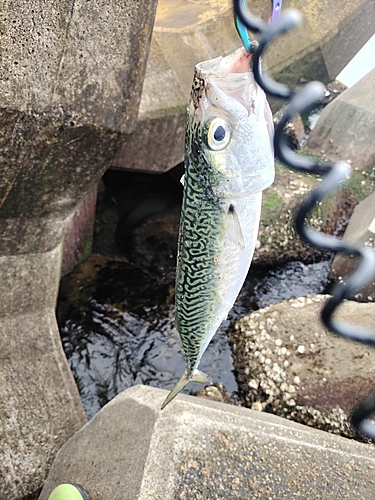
<box><xmin>233</xmin><ymin>1</ymin><xmax>375</xmax><ymax>440</ymax></box>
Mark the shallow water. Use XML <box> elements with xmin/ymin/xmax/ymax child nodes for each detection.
<box><xmin>58</xmin><ymin>255</ymin><xmax>331</xmax><ymax>418</ymax></box>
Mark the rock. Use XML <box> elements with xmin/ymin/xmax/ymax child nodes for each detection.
<box><xmin>273</xmin><ymin>110</ymin><xmax>306</xmax><ymax>151</ymax></box>
<box><xmin>320</xmin><ymin>80</ymin><xmax>348</xmax><ymax>106</ymax></box>
<box><xmin>229</xmin><ymin>295</ymin><xmax>375</xmax><ymax>439</ymax></box>
<box><xmin>255</xmin><ymin>165</ymin><xmax>323</xmax><ymax>267</ymax></box>
<box><xmin>330</xmin><ymin>191</ymin><xmax>375</xmax><ymax>301</ymax></box>
<box><xmin>131</xmin><ymin>206</ymin><xmax>181</xmax><ymax>278</ymax></box>
<box><xmin>40</xmin><ymin>385</ymin><xmax>375</xmax><ymax>500</ymax></box>
<box><xmin>193</xmin><ymin>383</ymin><xmax>240</xmax><ymax>406</ymax></box>
<box><xmin>306</xmin><ymin>68</ymin><xmax>375</xmax><ymax>170</ymax></box>
<box><xmin>254</xmin><ymin>158</ymin><xmax>375</xmax><ymax>267</ymax></box>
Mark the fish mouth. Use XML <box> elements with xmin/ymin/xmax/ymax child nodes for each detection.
<box><xmin>196</xmin><ymin>47</ymin><xmax>254</xmax><ymax>80</ymax></box>
<box><xmin>195</xmin><ymin>47</ymin><xmax>256</xmax><ymax>114</ymax></box>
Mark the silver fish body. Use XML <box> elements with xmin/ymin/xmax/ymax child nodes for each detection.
<box><xmin>161</xmin><ymin>47</ymin><xmax>274</xmax><ymax>409</ymax></box>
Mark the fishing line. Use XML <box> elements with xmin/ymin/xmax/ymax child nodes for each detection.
<box><xmin>233</xmin><ymin>0</ymin><xmax>375</xmax><ymax>441</ymax></box>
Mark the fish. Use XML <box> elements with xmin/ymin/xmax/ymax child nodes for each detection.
<box><xmin>161</xmin><ymin>46</ymin><xmax>275</xmax><ymax>409</ymax></box>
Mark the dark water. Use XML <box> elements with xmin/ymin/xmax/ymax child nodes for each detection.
<box><xmin>58</xmin><ymin>255</ymin><xmax>331</xmax><ymax>419</ymax></box>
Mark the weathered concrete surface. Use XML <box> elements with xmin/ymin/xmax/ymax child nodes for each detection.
<box><xmin>0</xmin><ymin>245</ymin><xmax>87</xmax><ymax>500</ymax></box>
<box><xmin>300</xmin><ymin>0</ymin><xmax>375</xmax><ymax>80</ymax></box>
<box><xmin>330</xmin><ymin>191</ymin><xmax>375</xmax><ymax>301</ymax></box>
<box><xmin>110</xmin><ymin>0</ymin><xmax>375</xmax><ymax>172</ymax></box>
<box><xmin>40</xmin><ymin>384</ymin><xmax>375</xmax><ymax>500</ymax></box>
<box><xmin>1</xmin><ymin>1</ymin><xmax>156</xmax><ymax>133</ymax></box>
<box><xmin>110</xmin><ymin>0</ymin><xmax>238</xmax><ymax>173</ymax></box>
<box><xmin>62</xmin><ymin>183</ymin><xmax>98</xmax><ymax>276</ymax></box>
<box><xmin>229</xmin><ymin>295</ymin><xmax>375</xmax><ymax>439</ymax></box>
<box><xmin>306</xmin><ymin>68</ymin><xmax>375</xmax><ymax>169</ymax></box>
<box><xmin>0</xmin><ymin>1</ymin><xmax>158</xmax><ymax>498</ymax></box>
<box><xmin>0</xmin><ymin>0</ymin><xmax>158</xmax><ymax>254</ymax></box>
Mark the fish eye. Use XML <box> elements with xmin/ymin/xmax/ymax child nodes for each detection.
<box><xmin>203</xmin><ymin>118</ymin><xmax>231</xmax><ymax>151</ymax></box>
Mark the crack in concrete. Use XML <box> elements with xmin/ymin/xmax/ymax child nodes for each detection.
<box><xmin>50</xmin><ymin>0</ymin><xmax>77</xmax><ymax>106</ymax></box>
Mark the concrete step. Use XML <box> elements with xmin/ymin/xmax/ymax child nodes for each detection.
<box><xmin>40</xmin><ymin>385</ymin><xmax>375</xmax><ymax>500</ymax></box>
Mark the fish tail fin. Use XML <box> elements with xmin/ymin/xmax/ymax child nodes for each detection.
<box><xmin>160</xmin><ymin>369</ymin><xmax>212</xmax><ymax>410</ymax></box>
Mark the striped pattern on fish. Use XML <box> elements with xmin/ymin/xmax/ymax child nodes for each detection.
<box><xmin>161</xmin><ymin>47</ymin><xmax>274</xmax><ymax>409</ymax></box>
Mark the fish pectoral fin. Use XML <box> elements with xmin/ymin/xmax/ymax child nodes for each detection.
<box><xmin>227</xmin><ymin>204</ymin><xmax>245</xmax><ymax>247</ymax></box>
<box><xmin>160</xmin><ymin>369</ymin><xmax>212</xmax><ymax>410</ymax></box>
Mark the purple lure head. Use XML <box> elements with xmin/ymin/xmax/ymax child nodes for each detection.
<box><xmin>270</xmin><ymin>0</ymin><xmax>282</xmax><ymax>23</ymax></box>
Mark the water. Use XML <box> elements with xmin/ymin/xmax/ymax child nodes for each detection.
<box><xmin>58</xmin><ymin>255</ymin><xmax>331</xmax><ymax>418</ymax></box>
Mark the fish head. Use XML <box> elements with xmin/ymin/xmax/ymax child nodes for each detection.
<box><xmin>187</xmin><ymin>47</ymin><xmax>275</xmax><ymax>198</ymax></box>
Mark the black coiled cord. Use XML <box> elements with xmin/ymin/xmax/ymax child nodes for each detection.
<box><xmin>233</xmin><ymin>0</ymin><xmax>375</xmax><ymax>440</ymax></box>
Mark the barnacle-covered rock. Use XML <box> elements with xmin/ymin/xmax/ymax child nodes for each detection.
<box><xmin>229</xmin><ymin>294</ymin><xmax>375</xmax><ymax>439</ymax></box>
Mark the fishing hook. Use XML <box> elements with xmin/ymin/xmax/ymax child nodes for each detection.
<box><xmin>233</xmin><ymin>0</ymin><xmax>375</xmax><ymax>441</ymax></box>
<box><xmin>234</xmin><ymin>0</ymin><xmax>283</xmax><ymax>52</ymax></box>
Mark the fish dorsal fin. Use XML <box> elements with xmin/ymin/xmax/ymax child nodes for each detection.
<box><xmin>227</xmin><ymin>204</ymin><xmax>244</xmax><ymax>248</ymax></box>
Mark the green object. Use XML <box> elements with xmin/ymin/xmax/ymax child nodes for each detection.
<box><xmin>47</xmin><ymin>483</ymin><xmax>90</xmax><ymax>500</ymax></box>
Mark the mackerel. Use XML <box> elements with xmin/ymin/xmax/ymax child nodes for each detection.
<box><xmin>161</xmin><ymin>47</ymin><xmax>274</xmax><ymax>409</ymax></box>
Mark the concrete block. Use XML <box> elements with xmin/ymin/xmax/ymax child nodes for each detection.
<box><xmin>0</xmin><ymin>3</ymin><xmax>158</xmax><ymax>496</ymax></box>
<box><xmin>0</xmin><ymin>245</ymin><xmax>86</xmax><ymax>500</ymax></box>
<box><xmin>302</xmin><ymin>0</ymin><xmax>375</xmax><ymax>80</ymax></box>
<box><xmin>40</xmin><ymin>385</ymin><xmax>375</xmax><ymax>500</ymax></box>
<box><xmin>62</xmin><ymin>183</ymin><xmax>98</xmax><ymax>276</ymax></box>
<box><xmin>306</xmin><ymin>68</ymin><xmax>375</xmax><ymax>169</ymax></box>
<box><xmin>110</xmin><ymin>1</ymin><xmax>241</xmax><ymax>173</ymax></box>
<box><xmin>330</xmin><ymin>191</ymin><xmax>375</xmax><ymax>301</ymax></box>
<box><xmin>230</xmin><ymin>295</ymin><xmax>375</xmax><ymax>437</ymax></box>
<box><xmin>0</xmin><ymin>1</ymin><xmax>158</xmax><ymax>254</ymax></box>
<box><xmin>111</xmin><ymin>0</ymin><xmax>374</xmax><ymax>173</ymax></box>
<box><xmin>1</xmin><ymin>0</ymin><xmax>157</xmax><ymax>133</ymax></box>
